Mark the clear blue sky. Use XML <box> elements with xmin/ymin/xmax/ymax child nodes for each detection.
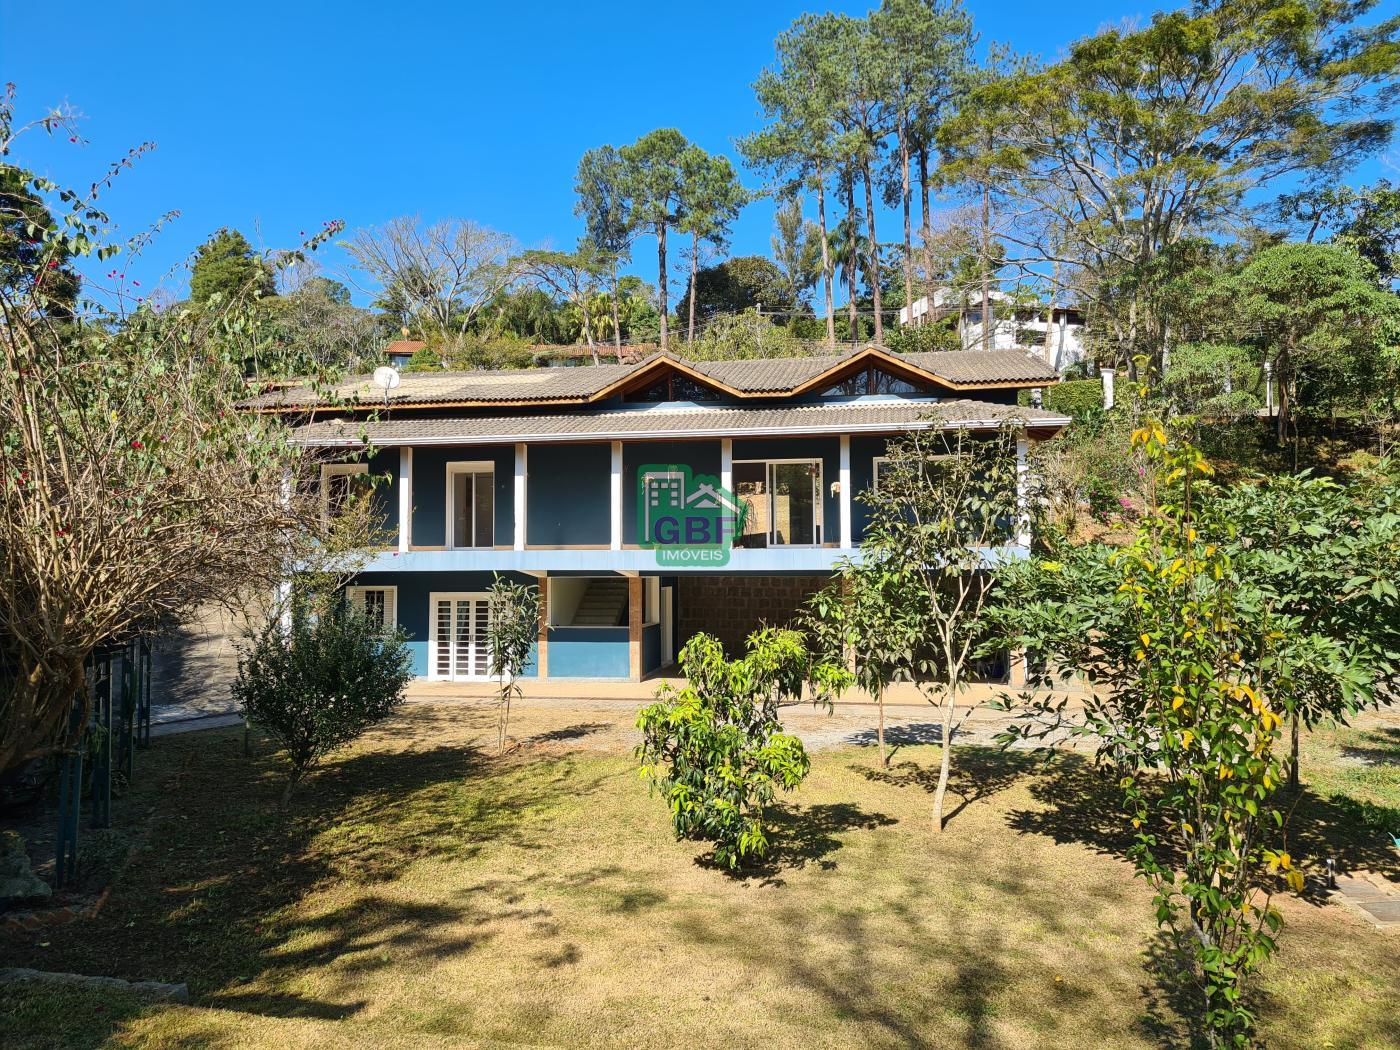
<box><xmin>1</xmin><ymin>0</ymin><xmax>1392</xmax><ymax>306</ymax></box>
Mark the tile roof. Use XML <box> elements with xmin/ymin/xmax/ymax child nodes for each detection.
<box><xmin>290</xmin><ymin>398</ymin><xmax>1070</xmax><ymax>446</ymax></box>
<box><xmin>246</xmin><ymin>345</ymin><xmax>1059</xmax><ymax>411</ymax></box>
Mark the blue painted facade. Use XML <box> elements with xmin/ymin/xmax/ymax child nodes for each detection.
<box><xmin>307</xmin><ymin>349</ymin><xmax>1064</xmax><ymax>682</ymax></box>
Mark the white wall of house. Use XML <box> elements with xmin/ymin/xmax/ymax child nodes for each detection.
<box><xmin>898</xmin><ymin>292</ymin><xmax>1086</xmax><ymax>373</ymax></box>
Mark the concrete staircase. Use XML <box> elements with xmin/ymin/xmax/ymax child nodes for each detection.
<box><xmin>570</xmin><ymin>578</ymin><xmax>629</xmax><ymax>627</ymax></box>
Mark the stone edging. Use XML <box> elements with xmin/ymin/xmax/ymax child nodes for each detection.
<box><xmin>1</xmin><ymin>884</ymin><xmax>113</xmax><ymax>934</ymax></box>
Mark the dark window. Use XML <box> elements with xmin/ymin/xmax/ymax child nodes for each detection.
<box><xmin>623</xmin><ymin>373</ymin><xmax>723</xmax><ymax>403</ymax></box>
<box><xmin>819</xmin><ymin>366</ymin><xmax>927</xmax><ymax>397</ymax></box>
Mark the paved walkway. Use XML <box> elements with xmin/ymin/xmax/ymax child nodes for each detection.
<box><xmin>1333</xmin><ymin>873</ymin><xmax>1400</xmax><ymax>932</ymax></box>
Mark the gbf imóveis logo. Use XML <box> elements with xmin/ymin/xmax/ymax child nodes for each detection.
<box><xmin>638</xmin><ymin>465</ymin><xmax>747</xmax><ymax>567</ymax></box>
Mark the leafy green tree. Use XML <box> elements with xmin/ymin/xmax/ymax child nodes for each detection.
<box><xmin>681</xmin><ymin>308</ymin><xmax>807</xmax><ymax>361</ymax></box>
<box><xmin>1211</xmin><ymin>470</ymin><xmax>1400</xmax><ymax>788</ymax></box>
<box><xmin>1224</xmin><ymin>242</ymin><xmax>1400</xmax><ymax>451</ymax></box>
<box><xmin>619</xmin><ymin>129</ymin><xmax>693</xmax><ymax>351</ymax></box>
<box><xmin>677</xmin><ymin>148</ymin><xmax>747</xmax><ymax>344</ymax></box>
<box><xmin>486</xmin><ymin>575</ymin><xmax>540</xmax><ymax>753</ymax></box>
<box><xmin>829</xmin><ymin>424</ymin><xmax>1023</xmax><ymax>831</ymax></box>
<box><xmin>1276</xmin><ymin>178</ymin><xmax>1400</xmax><ymax>284</ymax></box>
<box><xmin>945</xmin><ymin>0</ymin><xmax>1400</xmax><ymax>373</ymax></box>
<box><xmin>637</xmin><ymin>629</ymin><xmax>845</xmax><ymax>869</ymax></box>
<box><xmin>989</xmin><ymin>422</ymin><xmax>1400</xmax><ymax>1046</ymax></box>
<box><xmin>676</xmin><ymin>255</ymin><xmax>790</xmax><ymax>324</ymax></box>
<box><xmin>190</xmin><ymin>228</ymin><xmax>275</xmax><ymax>304</ymax></box>
<box><xmin>234</xmin><ymin>594</ymin><xmax>413</xmax><ymax>805</ymax></box>
<box><xmin>575</xmin><ymin>145</ymin><xmax>635</xmax><ymax>359</ymax></box>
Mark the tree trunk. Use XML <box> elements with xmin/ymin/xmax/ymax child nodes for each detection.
<box><xmin>932</xmin><ymin>694</ymin><xmax>954</xmax><ymax>832</ymax></box>
<box><xmin>846</xmin><ymin>178</ymin><xmax>859</xmax><ymax>346</ymax></box>
<box><xmin>610</xmin><ymin>260</ymin><xmax>623</xmax><ymax>362</ymax></box>
<box><xmin>877</xmin><ymin>692</ymin><xmax>887</xmax><ymax>768</ymax></box>
<box><xmin>581</xmin><ymin>296</ymin><xmax>599</xmax><ymax>365</ymax></box>
<box><xmin>687</xmin><ymin>230</ymin><xmax>699</xmax><ymax>344</ymax></box>
<box><xmin>280</xmin><ymin>768</ymin><xmax>303</xmax><ymax>808</ymax></box>
<box><xmin>817</xmin><ymin>164</ymin><xmax>836</xmax><ymax>350</ymax></box>
<box><xmin>862</xmin><ymin>161</ymin><xmax>884</xmax><ymax>346</ymax></box>
<box><xmin>919</xmin><ymin>147</ymin><xmax>934</xmax><ymax>323</ymax></box>
<box><xmin>980</xmin><ymin>180</ymin><xmax>992</xmax><ymax>352</ymax></box>
<box><xmin>1289</xmin><ymin>715</ymin><xmax>1301</xmax><ymax>791</ymax></box>
<box><xmin>657</xmin><ymin>222</ymin><xmax>669</xmax><ymax>352</ymax></box>
<box><xmin>900</xmin><ymin>126</ymin><xmax>913</xmax><ymax>331</ymax></box>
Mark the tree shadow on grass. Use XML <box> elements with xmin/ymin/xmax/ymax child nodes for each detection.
<box><xmin>693</xmin><ymin>801</ymin><xmax>896</xmax><ymax>885</ymax></box>
<box><xmin>853</xmin><ymin>745</ymin><xmax>1041</xmax><ymax>828</ymax></box>
<box><xmin>1008</xmin><ymin>752</ymin><xmax>1399</xmax><ymax>892</ymax></box>
<box><xmin>2</xmin><ymin>725</ymin><xmax>609</xmax><ymax>1024</ymax></box>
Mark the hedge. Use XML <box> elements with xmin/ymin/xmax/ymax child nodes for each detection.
<box><xmin>1018</xmin><ymin>378</ymin><xmax>1103</xmax><ymax>419</ymax></box>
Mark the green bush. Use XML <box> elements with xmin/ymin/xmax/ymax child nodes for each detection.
<box><xmin>234</xmin><ymin>597</ymin><xmax>414</xmax><ymax>804</ymax></box>
<box><xmin>1019</xmin><ymin>378</ymin><xmax>1102</xmax><ymax>419</ymax></box>
<box><xmin>636</xmin><ymin>629</ymin><xmax>843</xmax><ymax>869</ymax></box>
<box><xmin>882</xmin><ymin>322</ymin><xmax>961</xmax><ymax>354</ymax></box>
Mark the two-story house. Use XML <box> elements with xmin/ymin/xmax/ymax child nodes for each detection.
<box><xmin>248</xmin><ymin>344</ymin><xmax>1069</xmax><ymax>684</ymax></box>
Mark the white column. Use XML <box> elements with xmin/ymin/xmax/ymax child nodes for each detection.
<box><xmin>720</xmin><ymin>438</ymin><xmax>734</xmax><ymax>545</ymax></box>
<box><xmin>398</xmin><ymin>446</ymin><xmax>412</xmax><ymax>553</ymax></box>
<box><xmin>610</xmin><ymin>440</ymin><xmax>623</xmax><ymax>551</ymax></box>
<box><xmin>1015</xmin><ymin>436</ymin><xmax>1031</xmax><ymax>548</ymax></box>
<box><xmin>513</xmin><ymin>443</ymin><xmax>527</xmax><ymax>551</ymax></box>
<box><xmin>839</xmin><ymin>435</ymin><xmax>852</xmax><ymax>549</ymax></box>
<box><xmin>1264</xmin><ymin>361</ymin><xmax>1275</xmax><ymax>415</ymax></box>
<box><xmin>1101</xmin><ymin>368</ymin><xmax>1116</xmax><ymax>410</ymax></box>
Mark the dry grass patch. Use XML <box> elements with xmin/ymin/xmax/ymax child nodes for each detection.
<box><xmin>2</xmin><ymin>701</ymin><xmax>1396</xmax><ymax>1049</ymax></box>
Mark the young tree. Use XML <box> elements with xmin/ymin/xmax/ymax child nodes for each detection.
<box><xmin>945</xmin><ymin>0</ymin><xmax>1400</xmax><ymax>372</ymax></box>
<box><xmin>341</xmin><ymin>216</ymin><xmax>519</xmax><ymax>344</ymax></box>
<box><xmin>190</xmin><ymin>228</ymin><xmax>275</xmax><ymax>304</ymax></box>
<box><xmin>575</xmin><ymin>145</ymin><xmax>635</xmax><ymax>360</ymax></box>
<box><xmin>0</xmin><ymin>165</ymin><xmax>80</xmax><ymax>318</ymax></box>
<box><xmin>677</xmin><ymin>147</ymin><xmax>747</xmax><ymax>343</ymax></box>
<box><xmin>848</xmin><ymin>424</ymin><xmax>1024</xmax><ymax>830</ymax></box>
<box><xmin>485</xmin><ymin>574</ymin><xmax>541</xmax><ymax>754</ymax></box>
<box><xmin>235</xmin><ymin>594</ymin><xmax>413</xmax><ymax>805</ymax></box>
<box><xmin>637</xmin><ymin>629</ymin><xmax>846</xmax><ymax>869</ymax></box>
<box><xmin>989</xmin><ymin>423</ymin><xmax>1397</xmax><ymax>1046</ymax></box>
<box><xmin>618</xmin><ymin>129</ymin><xmax>693</xmax><ymax>351</ymax></box>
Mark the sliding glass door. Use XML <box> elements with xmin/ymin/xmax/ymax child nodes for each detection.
<box><xmin>734</xmin><ymin>459</ymin><xmax>822</xmax><ymax>548</ymax></box>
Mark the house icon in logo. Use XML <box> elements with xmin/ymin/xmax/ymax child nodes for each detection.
<box><xmin>639</xmin><ymin>465</ymin><xmax>747</xmax><ymax>565</ymax></box>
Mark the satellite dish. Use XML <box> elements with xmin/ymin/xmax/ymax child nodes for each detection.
<box><xmin>372</xmin><ymin>366</ymin><xmax>401</xmax><ymax>408</ymax></box>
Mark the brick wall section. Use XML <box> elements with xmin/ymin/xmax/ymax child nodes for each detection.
<box><xmin>678</xmin><ymin>575</ymin><xmax>828</xmax><ymax>657</ymax></box>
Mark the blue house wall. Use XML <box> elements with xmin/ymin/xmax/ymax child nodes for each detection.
<box><xmin>352</xmin><ymin>570</ymin><xmax>538</xmax><ymax>677</ymax></box>
<box><xmin>527</xmin><ymin>443</ymin><xmax>611</xmax><ymax>546</ymax></box>
<box><xmin>622</xmin><ymin>440</ymin><xmax>721</xmax><ymax>545</ymax></box>
<box><xmin>410</xmin><ymin>446</ymin><xmax>516</xmax><ymax>547</ymax></box>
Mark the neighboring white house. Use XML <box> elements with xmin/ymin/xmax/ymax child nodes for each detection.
<box><xmin>898</xmin><ymin>289</ymin><xmax>1086</xmax><ymax>373</ymax></box>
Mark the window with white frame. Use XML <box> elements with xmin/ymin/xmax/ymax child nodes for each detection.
<box><xmin>872</xmin><ymin>454</ymin><xmax>955</xmax><ymax>491</ymax></box>
<box><xmin>446</xmin><ymin>462</ymin><xmax>495</xmax><ymax>549</ymax></box>
<box><xmin>733</xmin><ymin>459</ymin><xmax>822</xmax><ymax>547</ymax></box>
<box><xmin>346</xmin><ymin>585</ymin><xmax>397</xmax><ymax>632</ymax></box>
<box><xmin>321</xmin><ymin>463</ymin><xmax>369</xmax><ymax>521</ymax></box>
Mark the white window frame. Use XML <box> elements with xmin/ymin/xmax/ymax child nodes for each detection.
<box><xmin>733</xmin><ymin>458</ymin><xmax>824</xmax><ymax>548</ymax></box>
<box><xmin>445</xmin><ymin>461</ymin><xmax>496</xmax><ymax>550</ymax></box>
<box><xmin>872</xmin><ymin>454</ymin><xmax>956</xmax><ymax>490</ymax></box>
<box><xmin>346</xmin><ymin>585</ymin><xmax>397</xmax><ymax>632</ymax></box>
<box><xmin>427</xmin><ymin>590</ymin><xmax>493</xmax><ymax>682</ymax></box>
<box><xmin>321</xmin><ymin>462</ymin><xmax>369</xmax><ymax>521</ymax></box>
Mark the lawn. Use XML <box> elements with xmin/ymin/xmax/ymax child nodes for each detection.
<box><xmin>2</xmin><ymin>701</ymin><xmax>1397</xmax><ymax>1049</ymax></box>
